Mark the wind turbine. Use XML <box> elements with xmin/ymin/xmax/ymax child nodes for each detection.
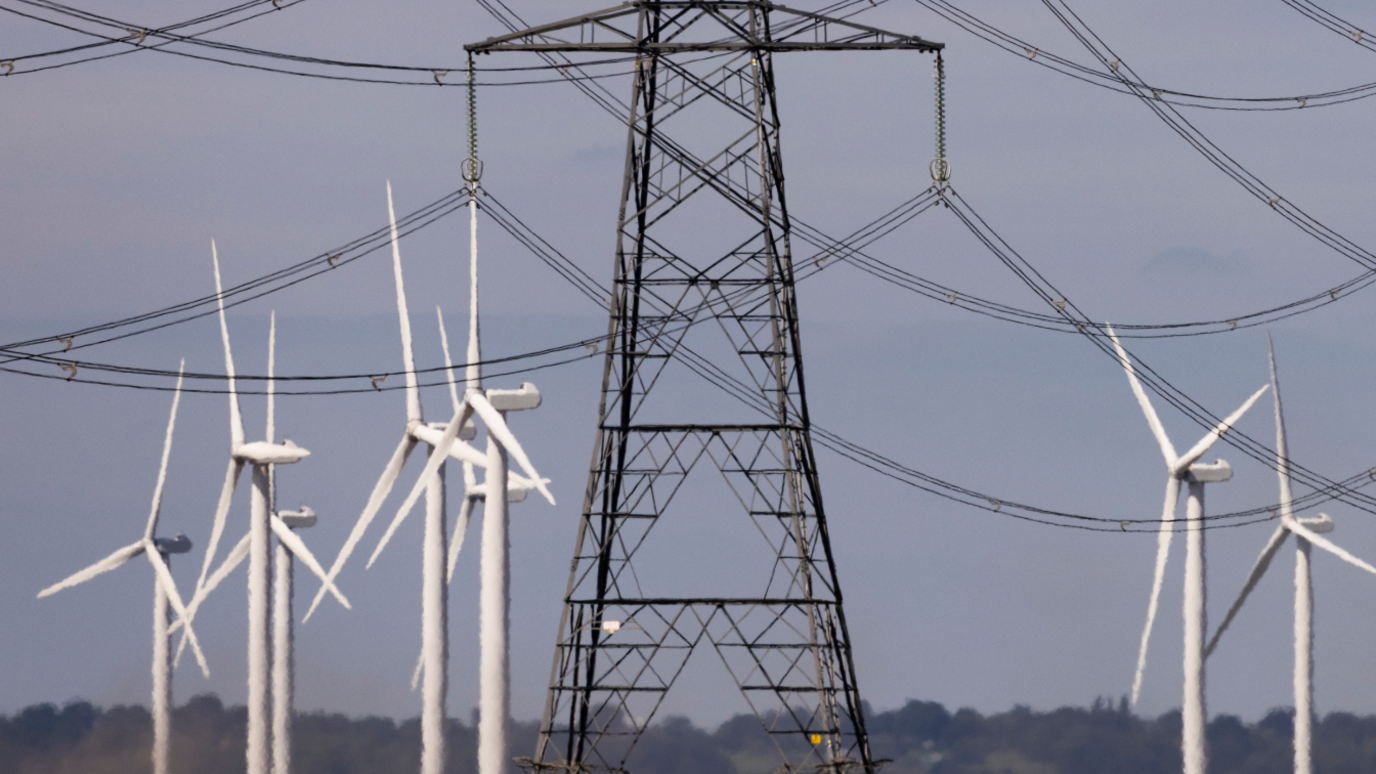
<box><xmin>460</xmin><ymin>189</ymin><xmax>546</xmax><ymax>774</ymax></box>
<box><xmin>322</xmin><ymin>182</ymin><xmax>551</xmax><ymax>774</ymax></box>
<box><xmin>404</xmin><ymin>307</ymin><xmax>533</xmax><ymax>692</ymax></box>
<box><xmin>1204</xmin><ymin>335</ymin><xmax>1376</xmax><ymax>774</ymax></box>
<box><xmin>260</xmin><ymin>311</ymin><xmax>337</xmax><ymax>774</ymax></box>
<box><xmin>432</xmin><ymin>220</ymin><xmax>545</xmax><ymax>774</ymax></box>
<box><xmin>380</xmin><ymin>179</ymin><xmax>551</xmax><ymax>774</ymax></box>
<box><xmin>37</xmin><ymin>363</ymin><xmax>211</xmax><ymax>774</ymax></box>
<box><xmin>1108</xmin><ymin>326</ymin><xmax>1268</xmax><ymax>774</ymax></box>
<box><xmin>186</xmin><ymin>245</ymin><xmax>317</xmax><ymax>774</ymax></box>
<box><xmin>173</xmin><ymin>310</ymin><xmax>345</xmax><ymax>774</ymax></box>
<box><xmin>305</xmin><ymin>182</ymin><xmax>481</xmax><ymax>774</ymax></box>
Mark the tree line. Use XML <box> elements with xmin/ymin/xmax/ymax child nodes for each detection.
<box><xmin>4</xmin><ymin>694</ymin><xmax>1376</xmax><ymax>774</ymax></box>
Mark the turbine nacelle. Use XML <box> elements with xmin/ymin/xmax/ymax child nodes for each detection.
<box><xmin>278</xmin><ymin>506</ymin><xmax>317</xmax><ymax>529</ymax></box>
<box><xmin>1186</xmin><ymin>460</ymin><xmax>1232</xmax><ymax>484</ymax></box>
<box><xmin>1297</xmin><ymin>513</ymin><xmax>1334</xmax><ymax>534</ymax></box>
<box><xmin>468</xmin><ymin>480</ymin><xmax>540</xmax><ymax>502</ymax></box>
<box><xmin>153</xmin><ymin>534</ymin><xmax>193</xmax><ymax>555</ymax></box>
<box><xmin>485</xmin><ymin>383</ymin><xmax>541</xmax><ymax>412</ymax></box>
<box><xmin>234</xmin><ymin>440</ymin><xmax>311</xmax><ymax>465</ymax></box>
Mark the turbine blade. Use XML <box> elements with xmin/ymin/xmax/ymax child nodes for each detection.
<box><xmin>267</xmin><ymin>312</ymin><xmax>278</xmax><ymax>513</ymax></box>
<box><xmin>146</xmin><ymin>545</ymin><xmax>210</xmax><ymax>678</ymax></box>
<box><xmin>1130</xmin><ymin>476</ymin><xmax>1180</xmax><ymax>705</ymax></box>
<box><xmin>1205</xmin><ymin>525</ymin><xmax>1289</xmax><ymax>658</ymax></box>
<box><xmin>212</xmin><ymin>240</ymin><xmax>245</xmax><ymax>449</ymax></box>
<box><xmin>368</xmin><ymin>405</ymin><xmax>471</xmax><ymax>569</ymax></box>
<box><xmin>411</xmin><ymin>646</ymin><xmax>425</xmax><ymax>691</ymax></box>
<box><xmin>437</xmin><ymin>307</ymin><xmax>462</xmax><ymax>416</ymax></box>
<box><xmin>37</xmin><ymin>541</ymin><xmax>145</xmax><ymax>598</ymax></box>
<box><xmin>447</xmin><ymin>492</ymin><xmax>475</xmax><ymax>583</ymax></box>
<box><xmin>442</xmin><ymin>434</ymin><xmax>487</xmax><ymax>467</ymax></box>
<box><xmin>195</xmin><ymin>458</ymin><xmax>245</xmax><ymax>599</ymax></box>
<box><xmin>467</xmin><ymin>392</ymin><xmax>556</xmax><ymax>505</ymax></box>
<box><xmin>467</xmin><ymin>196</ymin><xmax>482</xmax><ymax>390</ymax></box>
<box><xmin>1107</xmin><ymin>324</ymin><xmax>1178</xmax><ymax>465</ymax></box>
<box><xmin>267</xmin><ymin>311</ymin><xmax>276</xmax><ymax>445</ymax></box>
<box><xmin>1175</xmin><ymin>384</ymin><xmax>1270</xmax><ymax>473</ymax></box>
<box><xmin>145</xmin><ymin>361</ymin><xmax>185</xmax><ymax>540</ymax></box>
<box><xmin>271</xmin><ymin>515</ymin><xmax>350</xmax><ymax>610</ymax></box>
<box><xmin>1269</xmin><ymin>334</ymin><xmax>1295</xmax><ymax>522</ymax></box>
<box><xmin>410</xmin><ymin>421</ymin><xmax>486</xmax><ymax>465</ymax></box>
<box><xmin>1290</xmin><ymin>519</ymin><xmax>1376</xmax><ymax>577</ymax></box>
<box><xmin>303</xmin><ymin>434</ymin><xmax>417</xmax><ymax>622</ymax></box>
<box><xmin>387</xmin><ymin>181</ymin><xmax>423</xmax><ymax>423</ymax></box>
<box><xmin>184</xmin><ymin>532</ymin><xmax>250</xmax><ymax>626</ymax></box>
<box><xmin>174</xmin><ymin>532</ymin><xmax>249</xmax><ymax>666</ymax></box>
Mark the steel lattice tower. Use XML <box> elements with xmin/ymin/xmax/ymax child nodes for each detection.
<box><xmin>469</xmin><ymin>5</ymin><xmax>941</xmax><ymax>772</ymax></box>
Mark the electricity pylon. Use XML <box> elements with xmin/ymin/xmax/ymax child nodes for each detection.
<box><xmin>469</xmin><ymin>4</ymin><xmax>941</xmax><ymax>772</ymax></box>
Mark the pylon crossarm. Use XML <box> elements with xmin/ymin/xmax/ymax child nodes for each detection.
<box><xmin>467</xmin><ymin>0</ymin><xmax>940</xmax><ymax>54</ymax></box>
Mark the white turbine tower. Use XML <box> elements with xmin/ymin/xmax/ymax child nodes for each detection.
<box><xmin>1108</xmin><ymin>326</ymin><xmax>1268</xmax><ymax>774</ymax></box>
<box><xmin>272</xmin><ymin>502</ymin><xmax>318</xmax><ymax>774</ymax></box>
<box><xmin>186</xmin><ymin>245</ymin><xmax>317</xmax><ymax>774</ymax></box>
<box><xmin>1204</xmin><ymin>335</ymin><xmax>1376</xmax><ymax>774</ymax></box>
<box><xmin>37</xmin><ymin>364</ymin><xmax>211</xmax><ymax>774</ymax></box>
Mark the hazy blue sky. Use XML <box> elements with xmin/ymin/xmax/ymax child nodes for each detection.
<box><xmin>4</xmin><ymin>0</ymin><xmax>1376</xmax><ymax>733</ymax></box>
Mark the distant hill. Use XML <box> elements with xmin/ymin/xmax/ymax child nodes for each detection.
<box><xmin>4</xmin><ymin>694</ymin><xmax>1375</xmax><ymax>774</ymax></box>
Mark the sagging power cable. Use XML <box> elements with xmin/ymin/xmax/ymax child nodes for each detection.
<box><xmin>913</xmin><ymin>0</ymin><xmax>1376</xmax><ymax>111</ymax></box>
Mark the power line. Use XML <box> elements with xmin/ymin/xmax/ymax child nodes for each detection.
<box><xmin>937</xmin><ymin>186</ymin><xmax>1376</xmax><ymax>522</ymax></box>
<box><xmin>467</xmin><ymin>177</ymin><xmax>1376</xmax><ymax>533</ymax></box>
<box><xmin>7</xmin><ymin>0</ymin><xmax>1374</xmax><ymax>529</ymax></box>
<box><xmin>0</xmin><ymin>0</ymin><xmax>710</xmax><ymax>86</ymax></box>
<box><xmin>1281</xmin><ymin>0</ymin><xmax>1376</xmax><ymax>56</ymax></box>
<box><xmin>0</xmin><ymin>188</ymin><xmax>470</xmax><ymax>361</ymax></box>
<box><xmin>1</xmin><ymin>177</ymin><xmax>1361</xmax><ymax>533</ymax></box>
<box><xmin>912</xmin><ymin>0</ymin><xmax>1376</xmax><ymax>111</ymax></box>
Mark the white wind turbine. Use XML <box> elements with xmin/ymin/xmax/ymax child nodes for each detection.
<box><xmin>37</xmin><ymin>363</ymin><xmax>211</xmax><ymax>774</ymax></box>
<box><xmin>1204</xmin><ymin>335</ymin><xmax>1376</xmax><ymax>774</ymax></box>
<box><xmin>260</xmin><ymin>310</ymin><xmax>336</xmax><ymax>774</ymax></box>
<box><xmin>457</xmin><ymin>188</ymin><xmax>547</xmax><ymax>774</ymax></box>
<box><xmin>310</xmin><ymin>182</ymin><xmax>552</xmax><ymax>774</ymax></box>
<box><xmin>181</xmin><ymin>246</ymin><xmax>333</xmax><ymax>774</ymax></box>
<box><xmin>1108</xmin><ymin>326</ymin><xmax>1268</xmax><ymax>774</ymax></box>
<box><xmin>418</xmin><ymin>192</ymin><xmax>546</xmax><ymax>774</ymax></box>
<box><xmin>404</xmin><ymin>306</ymin><xmax>534</xmax><ymax>692</ymax></box>
<box><xmin>173</xmin><ymin>311</ymin><xmax>345</xmax><ymax>774</ymax></box>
